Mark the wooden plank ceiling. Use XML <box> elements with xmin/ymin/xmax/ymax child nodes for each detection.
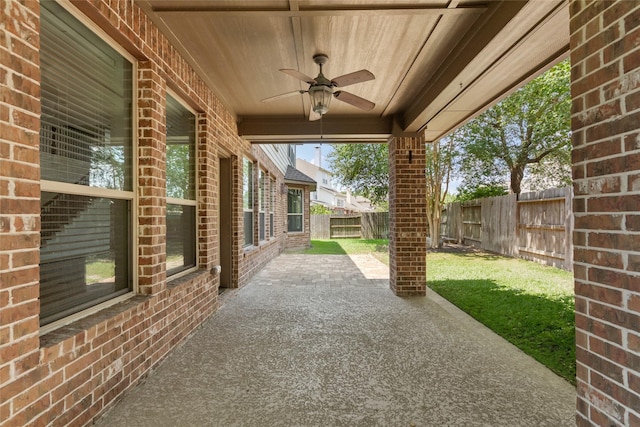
<box><xmin>137</xmin><ymin>0</ymin><xmax>569</xmax><ymax>143</ymax></box>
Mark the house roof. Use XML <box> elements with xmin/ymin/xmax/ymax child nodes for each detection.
<box><xmin>296</xmin><ymin>158</ymin><xmax>331</xmax><ymax>176</ymax></box>
<box><xmin>285</xmin><ymin>166</ymin><xmax>317</xmax><ymax>191</ymax></box>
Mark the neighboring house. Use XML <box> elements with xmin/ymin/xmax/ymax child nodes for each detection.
<box><xmin>1</xmin><ymin>3</ymin><xmax>314</xmax><ymax>425</ymax></box>
<box><xmin>297</xmin><ymin>152</ymin><xmax>374</xmax><ymax>214</ymax></box>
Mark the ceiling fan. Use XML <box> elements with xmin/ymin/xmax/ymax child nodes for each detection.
<box><xmin>261</xmin><ymin>54</ymin><xmax>375</xmax><ymax>121</ymax></box>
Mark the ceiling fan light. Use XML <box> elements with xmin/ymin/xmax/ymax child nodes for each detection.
<box><xmin>309</xmin><ymin>85</ymin><xmax>332</xmax><ymax>115</ymax></box>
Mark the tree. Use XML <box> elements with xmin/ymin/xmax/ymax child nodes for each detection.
<box><xmin>166</xmin><ymin>143</ymin><xmax>193</xmax><ymax>199</ymax></box>
<box><xmin>454</xmin><ymin>184</ymin><xmax>508</xmax><ymax>202</ymax></box>
<box><xmin>426</xmin><ymin>132</ymin><xmax>458</xmax><ymax>248</ymax></box>
<box><xmin>327</xmin><ymin>143</ymin><xmax>389</xmax><ymax>205</ymax></box>
<box><xmin>459</xmin><ymin>60</ymin><xmax>571</xmax><ymax>195</ymax></box>
<box><xmin>310</xmin><ymin>204</ymin><xmax>332</xmax><ymax>215</ymax></box>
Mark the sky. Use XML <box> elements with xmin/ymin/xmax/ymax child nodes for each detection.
<box><xmin>295</xmin><ymin>143</ymin><xmax>334</xmax><ymax>170</ymax></box>
<box><xmin>295</xmin><ymin>142</ymin><xmax>461</xmax><ymax>194</ymax></box>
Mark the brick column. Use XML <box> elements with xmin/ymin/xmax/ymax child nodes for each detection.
<box><xmin>197</xmin><ymin>112</ymin><xmax>218</xmax><ymax>271</ymax></box>
<box><xmin>0</xmin><ymin>1</ymin><xmax>42</xmax><ymax>423</ymax></box>
<box><xmin>137</xmin><ymin>61</ymin><xmax>167</xmax><ymax>295</ymax></box>
<box><xmin>570</xmin><ymin>1</ymin><xmax>640</xmax><ymax>425</ymax></box>
<box><xmin>388</xmin><ymin>135</ymin><xmax>427</xmax><ymax>296</ymax></box>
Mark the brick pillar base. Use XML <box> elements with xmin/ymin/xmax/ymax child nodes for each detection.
<box><xmin>570</xmin><ymin>1</ymin><xmax>640</xmax><ymax>425</ymax></box>
<box><xmin>388</xmin><ymin>135</ymin><xmax>427</xmax><ymax>296</ymax></box>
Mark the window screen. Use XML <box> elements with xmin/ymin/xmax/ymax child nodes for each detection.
<box><xmin>166</xmin><ymin>94</ymin><xmax>196</xmax><ymax>276</ymax></box>
<box><xmin>259</xmin><ymin>170</ymin><xmax>266</xmax><ymax>241</ymax></box>
<box><xmin>288</xmin><ymin>188</ymin><xmax>303</xmax><ymax>233</ymax></box>
<box><xmin>39</xmin><ymin>2</ymin><xmax>133</xmax><ymax>325</ymax></box>
<box><xmin>243</xmin><ymin>159</ymin><xmax>254</xmax><ymax>247</ymax></box>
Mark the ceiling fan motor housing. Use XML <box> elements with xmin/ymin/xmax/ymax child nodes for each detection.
<box><xmin>313</xmin><ymin>54</ymin><xmax>329</xmax><ymax>66</ymax></box>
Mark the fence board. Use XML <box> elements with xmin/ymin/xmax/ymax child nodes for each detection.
<box><xmin>330</xmin><ymin>215</ymin><xmax>362</xmax><ymax>238</ymax></box>
<box><xmin>312</xmin><ymin>187</ymin><xmax>573</xmax><ymax>271</ymax></box>
<box><xmin>311</xmin><ymin>212</ymin><xmax>389</xmax><ymax>240</ymax></box>
<box><xmin>443</xmin><ymin>187</ymin><xmax>573</xmax><ymax>271</ymax></box>
<box><xmin>517</xmin><ymin>188</ymin><xmax>572</xmax><ymax>270</ymax></box>
<box><xmin>462</xmin><ymin>202</ymin><xmax>481</xmax><ymax>245</ymax></box>
<box><xmin>310</xmin><ymin>215</ymin><xmax>330</xmax><ymax>239</ymax></box>
<box><xmin>482</xmin><ymin>193</ymin><xmax>518</xmax><ymax>256</ymax></box>
<box><xmin>361</xmin><ymin>212</ymin><xmax>389</xmax><ymax>239</ymax></box>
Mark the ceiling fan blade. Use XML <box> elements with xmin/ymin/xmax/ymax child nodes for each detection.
<box><xmin>331</xmin><ymin>70</ymin><xmax>375</xmax><ymax>87</ymax></box>
<box><xmin>261</xmin><ymin>90</ymin><xmax>304</xmax><ymax>103</ymax></box>
<box><xmin>280</xmin><ymin>69</ymin><xmax>316</xmax><ymax>84</ymax></box>
<box><xmin>334</xmin><ymin>91</ymin><xmax>375</xmax><ymax>111</ymax></box>
<box><xmin>309</xmin><ymin>105</ymin><xmax>321</xmax><ymax>121</ymax></box>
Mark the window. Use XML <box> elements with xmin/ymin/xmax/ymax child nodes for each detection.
<box><xmin>259</xmin><ymin>170</ymin><xmax>266</xmax><ymax>241</ymax></box>
<box><xmin>270</xmin><ymin>178</ymin><xmax>276</xmax><ymax>238</ymax></box>
<box><xmin>243</xmin><ymin>158</ymin><xmax>254</xmax><ymax>247</ymax></box>
<box><xmin>39</xmin><ymin>2</ymin><xmax>133</xmax><ymax>325</ymax></box>
<box><xmin>288</xmin><ymin>145</ymin><xmax>296</xmax><ymax>165</ymax></box>
<box><xmin>337</xmin><ymin>199</ymin><xmax>345</xmax><ymax>208</ymax></box>
<box><xmin>166</xmin><ymin>94</ymin><xmax>196</xmax><ymax>276</ymax></box>
<box><xmin>288</xmin><ymin>188</ymin><xmax>303</xmax><ymax>233</ymax></box>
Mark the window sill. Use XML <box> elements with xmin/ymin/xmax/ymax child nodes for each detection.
<box><xmin>166</xmin><ymin>268</ymin><xmax>208</xmax><ymax>290</ymax></box>
<box><xmin>166</xmin><ymin>266</ymin><xmax>199</xmax><ymax>283</ymax></box>
<box><xmin>40</xmin><ymin>292</ymin><xmax>146</xmax><ymax>343</ymax></box>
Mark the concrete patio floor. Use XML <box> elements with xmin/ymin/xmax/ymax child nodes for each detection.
<box><xmin>94</xmin><ymin>254</ymin><xmax>576</xmax><ymax>427</ymax></box>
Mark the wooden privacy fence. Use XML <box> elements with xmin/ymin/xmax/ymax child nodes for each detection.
<box><xmin>311</xmin><ymin>187</ymin><xmax>573</xmax><ymax>271</ymax></box>
<box><xmin>441</xmin><ymin>187</ymin><xmax>573</xmax><ymax>270</ymax></box>
<box><xmin>311</xmin><ymin>212</ymin><xmax>389</xmax><ymax>239</ymax></box>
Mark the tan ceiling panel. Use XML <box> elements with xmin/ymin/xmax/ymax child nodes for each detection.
<box><xmin>140</xmin><ymin>0</ymin><xmax>570</xmax><ymax>142</ymax></box>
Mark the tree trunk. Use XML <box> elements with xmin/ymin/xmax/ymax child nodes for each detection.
<box><xmin>510</xmin><ymin>164</ymin><xmax>525</xmax><ymax>195</ymax></box>
<box><xmin>426</xmin><ymin>197</ymin><xmax>442</xmax><ymax>249</ymax></box>
<box><xmin>429</xmin><ymin>210</ymin><xmax>442</xmax><ymax>249</ymax></box>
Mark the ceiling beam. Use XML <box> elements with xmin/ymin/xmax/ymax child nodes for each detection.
<box><xmin>154</xmin><ymin>6</ymin><xmax>487</xmax><ymax>17</ymax></box>
<box><xmin>238</xmin><ymin>115</ymin><xmax>394</xmax><ymax>143</ymax></box>
<box><xmin>402</xmin><ymin>1</ymin><xmax>527</xmax><ymax>133</ymax></box>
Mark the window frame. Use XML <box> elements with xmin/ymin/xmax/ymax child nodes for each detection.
<box><xmin>242</xmin><ymin>158</ymin><xmax>254</xmax><ymax>247</ymax></box>
<box><xmin>258</xmin><ymin>169</ymin><xmax>267</xmax><ymax>242</ymax></box>
<box><xmin>165</xmin><ymin>90</ymin><xmax>198</xmax><ymax>279</ymax></box>
<box><xmin>269</xmin><ymin>177</ymin><xmax>276</xmax><ymax>238</ymax></box>
<box><xmin>287</xmin><ymin>187</ymin><xmax>304</xmax><ymax>233</ymax></box>
<box><xmin>39</xmin><ymin>0</ymin><xmax>138</xmax><ymax>334</ymax></box>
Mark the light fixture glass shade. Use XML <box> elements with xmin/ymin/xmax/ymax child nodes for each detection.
<box><xmin>309</xmin><ymin>85</ymin><xmax>332</xmax><ymax>115</ymax></box>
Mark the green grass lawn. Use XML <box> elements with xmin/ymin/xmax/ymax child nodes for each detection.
<box><xmin>427</xmin><ymin>248</ymin><xmax>575</xmax><ymax>385</ymax></box>
<box><xmin>290</xmin><ymin>239</ymin><xmax>389</xmax><ymax>261</ymax></box>
<box><xmin>296</xmin><ymin>239</ymin><xmax>576</xmax><ymax>384</ymax></box>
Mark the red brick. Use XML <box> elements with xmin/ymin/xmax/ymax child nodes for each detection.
<box><xmin>588</xmin><ymin>267</ymin><xmax>640</xmax><ymax>291</ymax></box>
<box><xmin>10</xmin><ymin>283</ymin><xmax>39</xmax><ymax>304</ymax></box>
<box><xmin>11</xmin><ymin>316</ymin><xmax>39</xmax><ymax>340</ymax></box>
<box><xmin>590</xmin><ymin>301</ymin><xmax>640</xmax><ymax>331</ymax></box>
<box><xmin>576</xmin><ymin>346</ymin><xmax>624</xmax><ymax>383</ymax></box>
<box><xmin>592</xmin><ymin>370</ymin><xmax>640</xmax><ymax>412</ymax></box>
<box><xmin>574</xmin><ymin>248</ymin><xmax>623</xmax><ymax>269</ymax></box>
<box><xmin>588</xmin><ymin>194</ymin><xmax>640</xmax><ymax>213</ymax></box>
<box><xmin>574</xmin><ymin>214</ymin><xmax>623</xmax><ymax>230</ymax></box>
<box><xmin>631</xmin><ymin>333</ymin><xmax>640</xmax><ymax>353</ymax></box>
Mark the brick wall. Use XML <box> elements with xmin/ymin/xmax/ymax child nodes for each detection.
<box><xmin>388</xmin><ymin>135</ymin><xmax>427</xmax><ymax>296</ymax></box>
<box><xmin>0</xmin><ymin>0</ymin><xmax>42</xmax><ymax>424</ymax></box>
<box><xmin>570</xmin><ymin>1</ymin><xmax>640</xmax><ymax>425</ymax></box>
<box><xmin>138</xmin><ymin>60</ymin><xmax>168</xmax><ymax>296</ymax></box>
<box><xmin>236</xmin><ymin>146</ymin><xmax>289</xmax><ymax>288</ymax></box>
<box><xmin>0</xmin><ymin>1</ymin><xmax>296</xmax><ymax>425</ymax></box>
